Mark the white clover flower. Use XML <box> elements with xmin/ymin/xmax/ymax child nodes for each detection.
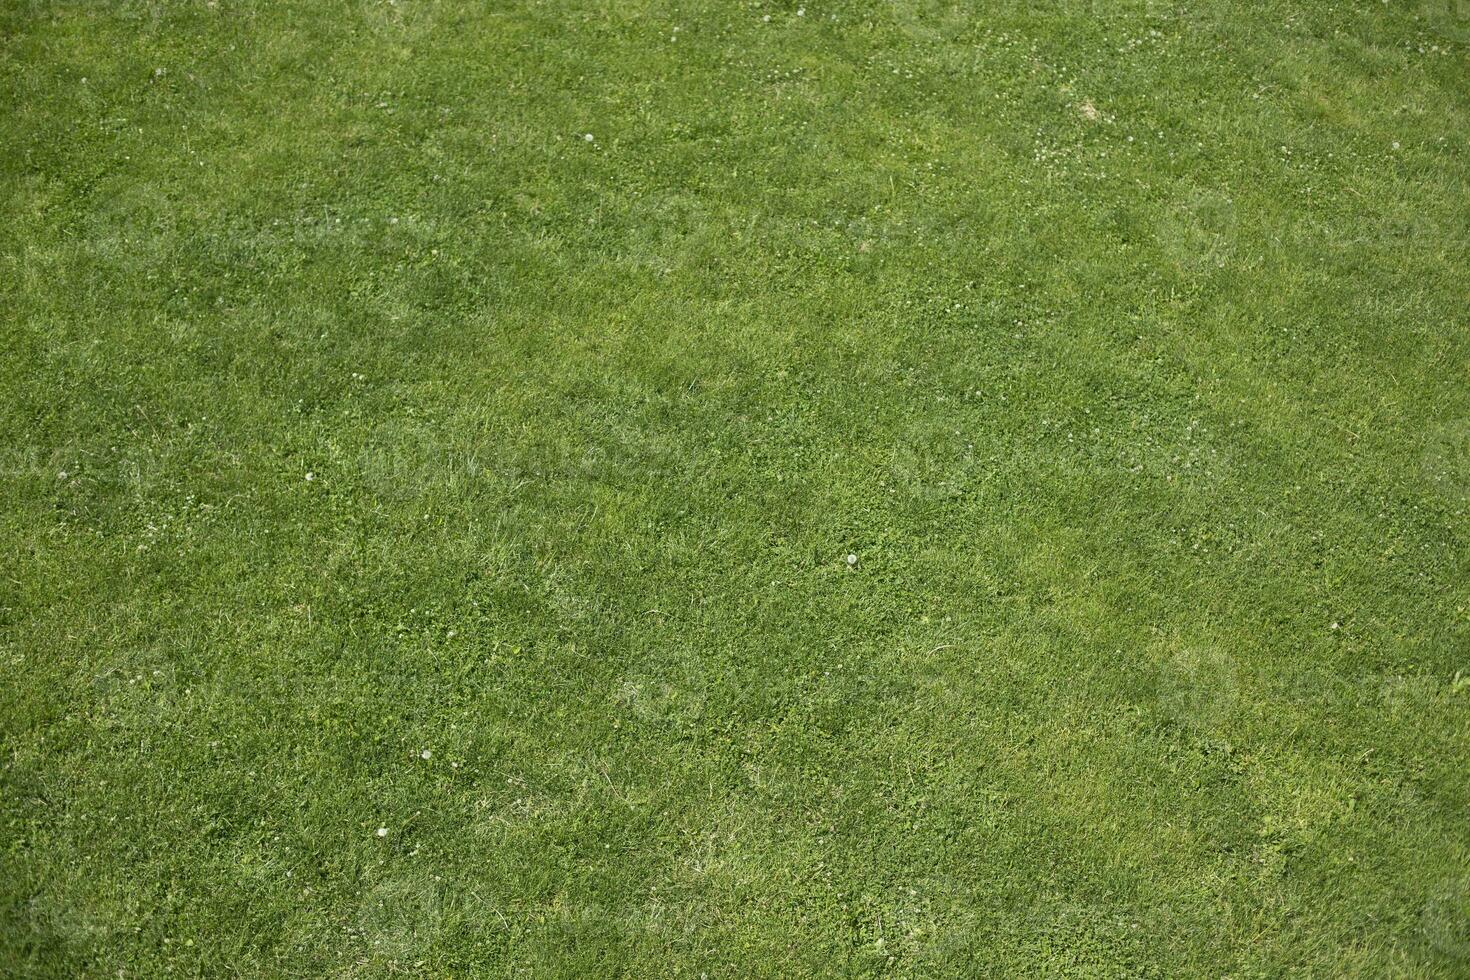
<box><xmin>376</xmin><ymin>827</ymin><xmax>388</xmax><ymax>838</ymax></box>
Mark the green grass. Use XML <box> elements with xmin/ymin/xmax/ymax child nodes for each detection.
<box><xmin>3</xmin><ymin>0</ymin><xmax>1468</xmax><ymax>974</ymax></box>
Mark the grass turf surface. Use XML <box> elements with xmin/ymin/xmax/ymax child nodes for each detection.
<box><xmin>3</xmin><ymin>0</ymin><xmax>1470</xmax><ymax>975</ymax></box>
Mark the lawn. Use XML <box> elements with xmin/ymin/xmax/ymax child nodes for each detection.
<box><xmin>2</xmin><ymin>0</ymin><xmax>1468</xmax><ymax>975</ymax></box>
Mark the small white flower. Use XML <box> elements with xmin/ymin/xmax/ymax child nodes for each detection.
<box><xmin>584</xmin><ymin>133</ymin><xmax>594</xmax><ymax>142</ymax></box>
<box><xmin>763</xmin><ymin>14</ymin><xmax>771</xmax><ymax>21</ymax></box>
<box><xmin>58</xmin><ymin>471</ymin><xmax>68</xmax><ymax>480</ymax></box>
<box><xmin>420</xmin><ymin>749</ymin><xmax>432</xmax><ymax>760</ymax></box>
<box><xmin>797</xmin><ymin>6</ymin><xmax>805</xmax><ymax>14</ymax></box>
<box><xmin>846</xmin><ymin>553</ymin><xmax>858</xmax><ymax>566</ymax></box>
<box><xmin>1391</xmin><ymin>141</ymin><xmax>1400</xmax><ymax>150</ymax></box>
<box><xmin>376</xmin><ymin>827</ymin><xmax>388</xmax><ymax>838</ymax></box>
<box><xmin>305</xmin><ymin>472</ymin><xmax>315</xmax><ymax>482</ymax></box>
